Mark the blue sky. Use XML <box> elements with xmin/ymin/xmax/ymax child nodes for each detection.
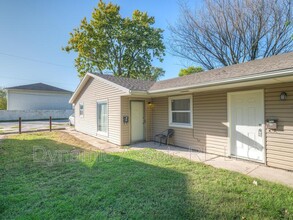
<box><xmin>0</xmin><ymin>0</ymin><xmax>202</xmax><ymax>91</ymax></box>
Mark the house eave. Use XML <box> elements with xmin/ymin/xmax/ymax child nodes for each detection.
<box><xmin>129</xmin><ymin>90</ymin><xmax>149</xmax><ymax>96</ymax></box>
<box><xmin>149</xmin><ymin>68</ymin><xmax>293</xmax><ymax>94</ymax></box>
<box><xmin>70</xmin><ymin>67</ymin><xmax>293</xmax><ymax>102</ymax></box>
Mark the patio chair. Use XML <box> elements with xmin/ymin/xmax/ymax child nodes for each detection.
<box><xmin>154</xmin><ymin>129</ymin><xmax>174</xmax><ymax>146</ymax></box>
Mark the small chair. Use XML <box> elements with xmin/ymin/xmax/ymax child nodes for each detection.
<box><xmin>154</xmin><ymin>129</ymin><xmax>174</xmax><ymax>146</ymax></box>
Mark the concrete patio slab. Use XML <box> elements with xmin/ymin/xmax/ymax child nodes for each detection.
<box><xmin>204</xmin><ymin>156</ymin><xmax>261</xmax><ymax>175</ymax></box>
<box><xmin>131</xmin><ymin>141</ymin><xmax>219</xmax><ymax>162</ymax></box>
<box><xmin>248</xmin><ymin>165</ymin><xmax>293</xmax><ymax>188</ymax></box>
<box><xmin>131</xmin><ymin>141</ymin><xmax>293</xmax><ymax>188</ymax></box>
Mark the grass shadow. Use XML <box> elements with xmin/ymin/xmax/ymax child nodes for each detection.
<box><xmin>0</xmin><ymin>132</ymin><xmax>292</xmax><ymax>219</ymax></box>
<box><xmin>0</xmin><ymin>135</ymin><xmax>194</xmax><ymax>219</ymax></box>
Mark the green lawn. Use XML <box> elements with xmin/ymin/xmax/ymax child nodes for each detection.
<box><xmin>0</xmin><ymin>132</ymin><xmax>292</xmax><ymax>219</ymax></box>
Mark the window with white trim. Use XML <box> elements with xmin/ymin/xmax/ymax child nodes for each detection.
<box><xmin>97</xmin><ymin>100</ymin><xmax>108</xmax><ymax>136</ymax></box>
<box><xmin>169</xmin><ymin>95</ymin><xmax>193</xmax><ymax>128</ymax></box>
<box><xmin>79</xmin><ymin>103</ymin><xmax>84</xmax><ymax>117</ymax></box>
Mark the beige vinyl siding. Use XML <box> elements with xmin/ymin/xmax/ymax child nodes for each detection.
<box><xmin>152</xmin><ymin>93</ymin><xmax>227</xmax><ymax>154</ymax></box>
<box><xmin>265</xmin><ymin>82</ymin><xmax>293</xmax><ymax>170</ymax></box>
<box><xmin>152</xmin><ymin>82</ymin><xmax>293</xmax><ymax>171</ymax></box>
<box><xmin>121</xmin><ymin>97</ymin><xmax>152</xmax><ymax>145</ymax></box>
<box><xmin>194</xmin><ymin>92</ymin><xmax>228</xmax><ymax>155</ymax></box>
<box><xmin>146</xmin><ymin>100</ymin><xmax>153</xmax><ymax>141</ymax></box>
<box><xmin>121</xmin><ymin>97</ymin><xmax>130</xmax><ymax>145</ymax></box>
<box><xmin>74</xmin><ymin>77</ymin><xmax>127</xmax><ymax>145</ymax></box>
<box><xmin>152</xmin><ymin>96</ymin><xmax>195</xmax><ymax>148</ymax></box>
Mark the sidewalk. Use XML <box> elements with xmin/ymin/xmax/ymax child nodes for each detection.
<box><xmin>131</xmin><ymin>142</ymin><xmax>293</xmax><ymax>188</ymax></box>
<box><xmin>60</xmin><ymin>130</ymin><xmax>293</xmax><ymax>188</ymax></box>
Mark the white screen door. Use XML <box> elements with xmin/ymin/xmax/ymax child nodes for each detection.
<box><xmin>229</xmin><ymin>90</ymin><xmax>265</xmax><ymax>162</ymax></box>
<box><xmin>131</xmin><ymin>101</ymin><xmax>145</xmax><ymax>142</ymax></box>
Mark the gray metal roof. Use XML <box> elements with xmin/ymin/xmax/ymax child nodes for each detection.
<box><xmin>6</xmin><ymin>83</ymin><xmax>72</xmax><ymax>93</ymax></box>
<box><xmin>95</xmin><ymin>74</ymin><xmax>155</xmax><ymax>91</ymax></box>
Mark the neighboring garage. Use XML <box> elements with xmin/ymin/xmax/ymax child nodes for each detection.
<box><xmin>6</xmin><ymin>83</ymin><xmax>73</xmax><ymax>110</ymax></box>
<box><xmin>0</xmin><ymin>83</ymin><xmax>73</xmax><ymax>122</ymax></box>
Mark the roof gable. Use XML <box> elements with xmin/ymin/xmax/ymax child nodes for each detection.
<box><xmin>69</xmin><ymin>73</ymin><xmax>131</xmax><ymax>104</ymax></box>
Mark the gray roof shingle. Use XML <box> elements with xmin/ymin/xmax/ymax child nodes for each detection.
<box><xmin>94</xmin><ymin>74</ymin><xmax>155</xmax><ymax>91</ymax></box>
<box><xmin>6</xmin><ymin>83</ymin><xmax>72</xmax><ymax>93</ymax></box>
<box><xmin>149</xmin><ymin>52</ymin><xmax>293</xmax><ymax>91</ymax></box>
<box><xmin>93</xmin><ymin>52</ymin><xmax>293</xmax><ymax>93</ymax></box>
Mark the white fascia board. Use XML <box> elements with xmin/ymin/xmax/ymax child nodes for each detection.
<box><xmin>69</xmin><ymin>74</ymin><xmax>91</xmax><ymax>104</ymax></box>
<box><xmin>129</xmin><ymin>90</ymin><xmax>148</xmax><ymax>96</ymax></box>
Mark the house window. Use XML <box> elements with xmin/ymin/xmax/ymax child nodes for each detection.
<box><xmin>169</xmin><ymin>95</ymin><xmax>193</xmax><ymax>128</ymax></box>
<box><xmin>97</xmin><ymin>100</ymin><xmax>108</xmax><ymax>136</ymax></box>
<box><xmin>79</xmin><ymin>103</ymin><xmax>84</xmax><ymax>117</ymax></box>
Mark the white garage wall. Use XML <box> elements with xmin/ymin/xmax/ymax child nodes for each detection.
<box><xmin>7</xmin><ymin>90</ymin><xmax>73</xmax><ymax>110</ymax></box>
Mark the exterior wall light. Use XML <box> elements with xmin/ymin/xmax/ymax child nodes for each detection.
<box><xmin>148</xmin><ymin>101</ymin><xmax>154</xmax><ymax>109</ymax></box>
<box><xmin>280</xmin><ymin>92</ymin><xmax>287</xmax><ymax>101</ymax></box>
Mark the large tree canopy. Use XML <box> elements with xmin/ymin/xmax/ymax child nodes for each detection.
<box><xmin>64</xmin><ymin>1</ymin><xmax>165</xmax><ymax>80</ymax></box>
<box><xmin>170</xmin><ymin>0</ymin><xmax>293</xmax><ymax>69</ymax></box>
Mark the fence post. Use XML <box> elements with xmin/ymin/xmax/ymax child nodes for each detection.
<box><xmin>19</xmin><ymin>117</ymin><xmax>21</xmax><ymax>134</ymax></box>
<box><xmin>49</xmin><ymin>116</ymin><xmax>52</xmax><ymax>132</ymax></box>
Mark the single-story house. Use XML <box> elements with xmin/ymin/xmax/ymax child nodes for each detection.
<box><xmin>6</xmin><ymin>83</ymin><xmax>73</xmax><ymax>110</ymax></box>
<box><xmin>69</xmin><ymin>52</ymin><xmax>293</xmax><ymax>171</ymax></box>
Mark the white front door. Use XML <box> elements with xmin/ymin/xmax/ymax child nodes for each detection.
<box><xmin>131</xmin><ymin>101</ymin><xmax>145</xmax><ymax>143</ymax></box>
<box><xmin>229</xmin><ymin>90</ymin><xmax>265</xmax><ymax>162</ymax></box>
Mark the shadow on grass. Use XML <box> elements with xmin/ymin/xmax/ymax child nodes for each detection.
<box><xmin>0</xmin><ymin>137</ymin><xmax>193</xmax><ymax>219</ymax></box>
<box><xmin>0</xmin><ymin>134</ymin><xmax>292</xmax><ymax>219</ymax></box>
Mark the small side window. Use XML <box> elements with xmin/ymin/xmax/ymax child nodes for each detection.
<box><xmin>168</xmin><ymin>95</ymin><xmax>193</xmax><ymax>128</ymax></box>
<box><xmin>79</xmin><ymin>103</ymin><xmax>84</xmax><ymax>117</ymax></box>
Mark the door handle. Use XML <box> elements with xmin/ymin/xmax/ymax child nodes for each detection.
<box><xmin>258</xmin><ymin>128</ymin><xmax>262</xmax><ymax>137</ymax></box>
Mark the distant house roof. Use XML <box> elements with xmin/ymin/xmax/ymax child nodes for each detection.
<box><xmin>95</xmin><ymin>74</ymin><xmax>155</xmax><ymax>91</ymax></box>
<box><xmin>6</xmin><ymin>83</ymin><xmax>72</xmax><ymax>93</ymax></box>
<box><xmin>149</xmin><ymin>52</ymin><xmax>293</xmax><ymax>91</ymax></box>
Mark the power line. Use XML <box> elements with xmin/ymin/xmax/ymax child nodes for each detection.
<box><xmin>0</xmin><ymin>74</ymin><xmax>77</xmax><ymax>89</ymax></box>
<box><xmin>0</xmin><ymin>52</ymin><xmax>74</xmax><ymax>68</ymax></box>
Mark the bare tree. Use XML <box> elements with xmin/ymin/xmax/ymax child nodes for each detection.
<box><xmin>169</xmin><ymin>0</ymin><xmax>293</xmax><ymax>69</ymax></box>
